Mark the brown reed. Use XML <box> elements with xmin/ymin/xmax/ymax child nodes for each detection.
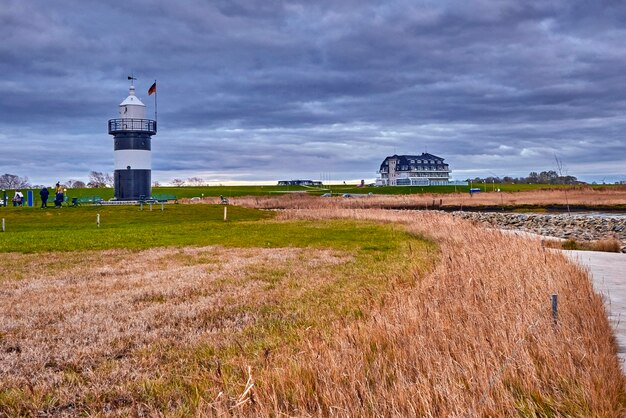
<box><xmin>240</xmin><ymin>209</ymin><xmax>625</xmax><ymax>416</ymax></box>
<box><xmin>231</xmin><ymin>186</ymin><xmax>626</xmax><ymax>210</ymax></box>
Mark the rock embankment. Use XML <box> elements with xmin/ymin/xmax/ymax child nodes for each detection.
<box><xmin>453</xmin><ymin>212</ymin><xmax>626</xmax><ymax>252</ymax></box>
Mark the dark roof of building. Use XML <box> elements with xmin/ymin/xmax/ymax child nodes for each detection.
<box><xmin>380</xmin><ymin>153</ymin><xmax>447</xmax><ymax>170</ymax></box>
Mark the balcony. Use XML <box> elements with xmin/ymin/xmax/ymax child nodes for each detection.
<box><xmin>108</xmin><ymin>118</ymin><xmax>157</xmax><ymax>135</ymax></box>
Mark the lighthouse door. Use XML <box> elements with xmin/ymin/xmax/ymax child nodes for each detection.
<box><xmin>115</xmin><ymin>171</ymin><xmax>123</xmax><ymax>200</ymax></box>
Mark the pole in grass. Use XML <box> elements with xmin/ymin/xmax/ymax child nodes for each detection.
<box><xmin>224</xmin><ymin>206</ymin><xmax>227</xmax><ymax>221</ymax></box>
<box><xmin>97</xmin><ymin>213</ymin><xmax>100</xmax><ymax>227</ymax></box>
<box><xmin>551</xmin><ymin>294</ymin><xmax>558</xmax><ymax>325</ymax></box>
<box><xmin>1</xmin><ymin>218</ymin><xmax>4</xmax><ymax>232</ymax></box>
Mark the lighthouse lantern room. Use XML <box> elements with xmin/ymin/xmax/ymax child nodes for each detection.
<box><xmin>108</xmin><ymin>81</ymin><xmax>156</xmax><ymax>200</ymax></box>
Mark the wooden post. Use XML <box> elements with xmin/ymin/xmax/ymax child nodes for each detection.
<box><xmin>224</xmin><ymin>206</ymin><xmax>227</xmax><ymax>221</ymax></box>
<box><xmin>551</xmin><ymin>294</ymin><xmax>558</xmax><ymax>325</ymax></box>
<box><xmin>140</xmin><ymin>201</ymin><xmax>143</xmax><ymax>210</ymax></box>
<box><xmin>149</xmin><ymin>202</ymin><xmax>153</xmax><ymax>211</ymax></box>
<box><xmin>97</xmin><ymin>213</ymin><xmax>100</xmax><ymax>227</ymax></box>
<box><xmin>161</xmin><ymin>202</ymin><xmax>164</xmax><ymax>211</ymax></box>
<box><xmin>1</xmin><ymin>218</ymin><xmax>4</xmax><ymax>232</ymax></box>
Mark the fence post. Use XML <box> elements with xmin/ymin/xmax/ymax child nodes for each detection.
<box><xmin>1</xmin><ymin>218</ymin><xmax>4</xmax><ymax>232</ymax></box>
<box><xmin>97</xmin><ymin>213</ymin><xmax>100</xmax><ymax>227</ymax></box>
<box><xmin>149</xmin><ymin>202</ymin><xmax>153</xmax><ymax>211</ymax></box>
<box><xmin>161</xmin><ymin>202</ymin><xmax>164</xmax><ymax>211</ymax></box>
<box><xmin>551</xmin><ymin>294</ymin><xmax>558</xmax><ymax>325</ymax></box>
<box><xmin>224</xmin><ymin>206</ymin><xmax>228</xmax><ymax>221</ymax></box>
<box><xmin>140</xmin><ymin>201</ymin><xmax>143</xmax><ymax>211</ymax></box>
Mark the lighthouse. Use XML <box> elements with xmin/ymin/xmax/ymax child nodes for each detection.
<box><xmin>107</xmin><ymin>80</ymin><xmax>156</xmax><ymax>200</ymax></box>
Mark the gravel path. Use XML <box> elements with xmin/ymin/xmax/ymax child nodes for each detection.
<box><xmin>564</xmin><ymin>250</ymin><xmax>626</xmax><ymax>370</ymax></box>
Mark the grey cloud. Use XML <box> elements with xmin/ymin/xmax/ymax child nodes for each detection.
<box><xmin>1</xmin><ymin>0</ymin><xmax>625</xmax><ymax>185</ymax></box>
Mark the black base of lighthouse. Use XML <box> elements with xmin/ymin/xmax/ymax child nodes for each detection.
<box><xmin>114</xmin><ymin>169</ymin><xmax>151</xmax><ymax>200</ymax></box>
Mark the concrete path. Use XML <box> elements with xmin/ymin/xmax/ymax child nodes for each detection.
<box><xmin>563</xmin><ymin>250</ymin><xmax>626</xmax><ymax>369</ymax></box>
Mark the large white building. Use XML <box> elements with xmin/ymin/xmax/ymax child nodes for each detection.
<box><xmin>376</xmin><ymin>153</ymin><xmax>459</xmax><ymax>186</ymax></box>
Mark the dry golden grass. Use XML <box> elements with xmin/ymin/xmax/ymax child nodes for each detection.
<box><xmin>542</xmin><ymin>237</ymin><xmax>624</xmax><ymax>252</ymax></box>
<box><xmin>591</xmin><ymin>238</ymin><xmax>624</xmax><ymax>252</ymax></box>
<box><xmin>232</xmin><ymin>187</ymin><xmax>626</xmax><ymax>210</ymax></box>
<box><xmin>243</xmin><ymin>210</ymin><xmax>624</xmax><ymax>416</ymax></box>
<box><xmin>1</xmin><ymin>210</ymin><xmax>624</xmax><ymax>416</ymax></box>
<box><xmin>0</xmin><ymin>246</ymin><xmax>356</xmax><ymax>415</ymax></box>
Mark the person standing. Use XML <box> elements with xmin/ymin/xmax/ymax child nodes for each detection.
<box><xmin>40</xmin><ymin>186</ymin><xmax>50</xmax><ymax>208</ymax></box>
<box><xmin>54</xmin><ymin>182</ymin><xmax>64</xmax><ymax>208</ymax></box>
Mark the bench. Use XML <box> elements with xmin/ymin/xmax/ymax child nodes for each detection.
<box><xmin>73</xmin><ymin>196</ymin><xmax>103</xmax><ymax>206</ymax></box>
<box><xmin>151</xmin><ymin>194</ymin><xmax>177</xmax><ymax>203</ymax></box>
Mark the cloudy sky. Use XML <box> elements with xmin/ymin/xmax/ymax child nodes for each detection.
<box><xmin>2</xmin><ymin>0</ymin><xmax>626</xmax><ymax>185</ymax></box>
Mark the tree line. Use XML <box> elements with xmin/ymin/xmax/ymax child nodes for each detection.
<box><xmin>0</xmin><ymin>173</ymin><xmax>211</xmax><ymax>189</ymax></box>
<box><xmin>1</xmin><ymin>170</ymin><xmax>584</xmax><ymax>190</ymax></box>
<box><xmin>467</xmin><ymin>170</ymin><xmax>580</xmax><ymax>185</ymax></box>
<box><xmin>0</xmin><ymin>172</ymin><xmax>113</xmax><ymax>190</ymax></box>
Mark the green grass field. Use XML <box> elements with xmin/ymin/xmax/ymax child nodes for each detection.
<box><xmin>4</xmin><ymin>182</ymin><xmax>619</xmax><ymax>206</ymax></box>
<box><xmin>0</xmin><ymin>204</ymin><xmax>409</xmax><ymax>254</ymax></box>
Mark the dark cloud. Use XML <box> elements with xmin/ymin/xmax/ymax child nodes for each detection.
<box><xmin>1</xmin><ymin>0</ymin><xmax>626</xmax><ymax>185</ymax></box>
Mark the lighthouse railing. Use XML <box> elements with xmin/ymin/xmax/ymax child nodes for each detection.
<box><xmin>108</xmin><ymin>118</ymin><xmax>157</xmax><ymax>135</ymax></box>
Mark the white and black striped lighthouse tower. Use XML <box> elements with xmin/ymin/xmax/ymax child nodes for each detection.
<box><xmin>107</xmin><ymin>80</ymin><xmax>156</xmax><ymax>200</ymax></box>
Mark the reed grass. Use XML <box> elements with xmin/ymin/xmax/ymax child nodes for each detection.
<box><xmin>231</xmin><ymin>187</ymin><xmax>626</xmax><ymax>210</ymax></box>
<box><xmin>246</xmin><ymin>209</ymin><xmax>625</xmax><ymax>416</ymax></box>
<box><xmin>546</xmin><ymin>237</ymin><xmax>623</xmax><ymax>253</ymax></box>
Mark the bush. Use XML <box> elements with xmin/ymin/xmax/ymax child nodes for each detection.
<box><xmin>591</xmin><ymin>238</ymin><xmax>622</xmax><ymax>253</ymax></box>
<box><xmin>562</xmin><ymin>239</ymin><xmax>579</xmax><ymax>250</ymax></box>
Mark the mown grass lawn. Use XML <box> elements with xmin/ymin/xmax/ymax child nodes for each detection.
<box><xmin>0</xmin><ymin>204</ymin><xmax>410</xmax><ymax>253</ymax></box>
<box><xmin>0</xmin><ymin>203</ymin><xmax>437</xmax><ymax>415</ymax></box>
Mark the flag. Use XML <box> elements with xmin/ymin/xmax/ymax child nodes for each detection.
<box><xmin>148</xmin><ymin>82</ymin><xmax>157</xmax><ymax>95</ymax></box>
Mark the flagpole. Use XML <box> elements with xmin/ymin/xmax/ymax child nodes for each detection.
<box><xmin>154</xmin><ymin>79</ymin><xmax>157</xmax><ymax>123</ymax></box>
